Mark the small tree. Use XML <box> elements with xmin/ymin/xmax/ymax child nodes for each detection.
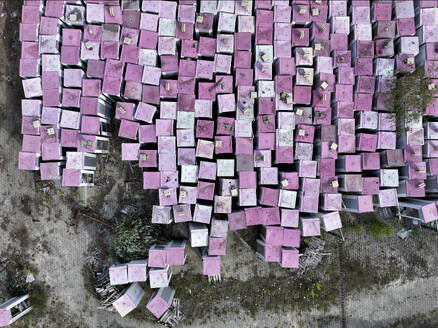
<box><xmin>113</xmin><ymin>211</ymin><xmax>163</xmax><ymax>262</ymax></box>
<box><xmin>386</xmin><ymin>68</ymin><xmax>434</xmax><ymax>125</ymax></box>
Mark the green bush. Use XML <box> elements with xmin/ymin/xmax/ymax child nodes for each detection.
<box><xmin>113</xmin><ymin>211</ymin><xmax>162</xmax><ymax>262</ymax></box>
<box><xmin>344</xmin><ymin>223</ymin><xmax>363</xmax><ymax>235</ymax></box>
<box><xmin>366</xmin><ymin>221</ymin><xmax>393</xmax><ymax>239</ymax></box>
<box><xmin>386</xmin><ymin>68</ymin><xmax>434</xmax><ymax>125</ymax></box>
<box><xmin>28</xmin><ymin>283</ymin><xmax>48</xmax><ymax>316</ymax></box>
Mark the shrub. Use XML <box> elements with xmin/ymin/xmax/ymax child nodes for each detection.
<box><xmin>366</xmin><ymin>221</ymin><xmax>393</xmax><ymax>239</ymax></box>
<box><xmin>113</xmin><ymin>211</ymin><xmax>163</xmax><ymax>262</ymax></box>
<box><xmin>386</xmin><ymin>68</ymin><xmax>434</xmax><ymax>126</ymax></box>
<box><xmin>28</xmin><ymin>283</ymin><xmax>48</xmax><ymax>316</ymax></box>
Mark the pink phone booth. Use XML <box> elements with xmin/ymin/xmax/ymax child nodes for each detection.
<box><xmin>329</xmin><ymin>1</ymin><xmax>347</xmax><ymax>17</ymax></box>
<box><xmin>378</xmin><ymin>188</ymin><xmax>399</xmax><ymax>208</ymax></box>
<box><xmin>274</xmin><ymin>57</ymin><xmax>295</xmax><ymax>75</ymax></box>
<box><xmin>236</xmin><ymin>154</ymin><xmax>254</xmax><ymax>172</ymax></box>
<box><xmin>179</xmin><ymin>60</ymin><xmax>196</xmax><ymax>78</ymax></box>
<box><xmin>377</xmin><ymin>131</ymin><xmax>396</xmax><ymax>150</ymax></box>
<box><xmin>62</xmin><ymin>132</ymin><xmax>78</xmax><ymax>150</ymax></box>
<box><xmin>380</xmin><ymin>149</ymin><xmax>404</xmax><ymax>168</ymax></box>
<box><xmin>375</xmin><ymin>58</ymin><xmax>395</xmax><ymax>76</ymax></box>
<box><xmin>193</xmin><ymin>204</ymin><xmax>212</xmax><ymax>224</ymax></box>
<box><xmin>357</xmin><ymin>133</ymin><xmax>378</xmax><ymax>152</ymax></box>
<box><xmin>181</xmin><ymin>40</ymin><xmax>198</xmax><ymax>59</ymax></box>
<box><xmin>19</xmin><ymin>58</ymin><xmax>39</xmax><ymax>78</ymax></box>
<box><xmin>215</xmin><ymin>135</ymin><xmax>233</xmax><ymax>154</ymax></box>
<box><xmin>343</xmin><ymin>195</ymin><xmax>374</xmax><ymax>213</ymax></box>
<box><xmin>332</xmin><ymin>16</ymin><xmax>350</xmax><ymax>34</ymax></box>
<box><xmin>331</xmin><ymin>34</ymin><xmax>348</xmax><ymax>51</ymax></box>
<box><xmin>296</xmin><ymin>68</ymin><xmax>314</xmax><ymax>86</ymax></box>
<box><xmin>40</xmin><ymin>162</ymin><xmax>62</xmax><ymax>181</ymax></box>
<box><xmin>319</xmin><ymin>212</ymin><xmax>342</xmax><ymax>232</ymax></box>
<box><xmin>20</xmin><ymin>23</ymin><xmax>39</xmax><ymax>42</ymax></box>
<box><xmin>320</xmin><ymin>194</ymin><xmax>342</xmax><ymax>211</ymax></box>
<box><xmin>301</xmin><ymin>217</ymin><xmax>321</xmax><ymax>237</ymax></box>
<box><xmin>354</xmin><ymin>93</ymin><xmax>373</xmax><ymax>111</ymax></box>
<box><xmin>281</xmin><ymin>248</ymin><xmax>299</xmax><ymax>268</ymax></box>
<box><xmin>259</xmin><ymin>187</ymin><xmax>279</xmax><ymax>207</ymax></box>
<box><xmin>178</xmin><ymin>4</ymin><xmax>196</xmax><ymax>23</ymax></box>
<box><xmin>158</xmin><ymin>188</ymin><xmax>178</xmax><ymax>207</ymax></box>
<box><xmin>197</xmin><ymin>181</ymin><xmax>215</xmax><ymax>201</ymax></box>
<box><xmin>42</xmin><ymin>142</ymin><xmax>63</xmax><ymax>161</ymax></box>
<box><xmin>45</xmin><ymin>1</ymin><xmax>64</xmax><ymax>18</ymax></box>
<box><xmin>311</xmin><ymin>3</ymin><xmax>328</xmax><ymax>23</ymax></box>
<box><xmin>354</xmin><ymin>58</ymin><xmax>373</xmax><ymax>76</ymax></box>
<box><xmin>256</xmin><ymin>239</ymin><xmax>282</xmax><ymax>262</ymax></box>
<box><xmin>139</xmin><ymin>125</ymin><xmax>156</xmax><ymax>144</ymax></box>
<box><xmin>338</xmin><ymin>174</ymin><xmax>363</xmax><ymax>193</ymax></box>
<box><xmin>208</xmin><ymin>237</ymin><xmax>226</xmax><ymax>256</ymax></box>
<box><xmin>216</xmin><ymin>34</ymin><xmax>234</xmax><ymax>54</ymax></box>
<box><xmin>292</xmin><ymin>28</ymin><xmax>309</xmax><ymax>47</ymax></box>
<box><xmin>210</xmin><ymin>218</ymin><xmax>228</xmax><ymax>238</ymax></box>
<box><xmin>397</xmin><ymin>18</ymin><xmax>416</xmax><ymax>37</ymax></box>
<box><xmin>298</xmin><ymin>160</ymin><xmax>317</xmax><ymax>178</ymax></box>
<box><xmin>280</xmin><ymin>209</ymin><xmax>299</xmax><ymax>228</ymax></box>
<box><xmin>261</xmin><ymin>226</ymin><xmax>284</xmax><ymax>247</ymax></box>
<box><xmin>148</xmin><ymin>244</ymin><xmax>167</xmax><ymax>268</ymax></box>
<box><xmin>276</xmin><ymin>146</ymin><xmax>294</xmax><ymax>164</ymax></box>
<box><xmin>336</xmin><ymin>67</ymin><xmax>355</xmax><ymax>86</ymax></box>
<box><xmin>375</xmin><ymin>39</ymin><xmax>394</xmax><ymax>58</ymax></box>
<box><xmin>361</xmin><ymin>152</ymin><xmax>381</xmax><ymax>170</ymax></box>
<box><xmin>399</xmin><ymin>180</ymin><xmax>426</xmax><ymax>198</ymax></box>
<box><xmin>18</xmin><ymin>152</ymin><xmax>40</xmax><ymax>171</ymax></box>
<box><xmin>202</xmin><ymin>256</ymin><xmax>221</xmax><ymax>276</ymax></box>
<box><xmin>292</xmin><ymin>4</ymin><xmax>310</xmax><ymax>24</ymax></box>
<box><xmin>275</xmin><ymin>23</ymin><xmax>291</xmax><ymax>42</ymax></box>
<box><xmin>372</xmin><ymin>1</ymin><xmax>392</xmax><ymax>21</ymax></box>
<box><xmin>293</xmin><ymin>86</ymin><xmax>312</xmax><ymax>104</ymax></box>
<box><xmin>22</xmin><ymin>134</ymin><xmax>41</xmax><ymax>154</ymax></box>
<box><xmin>294</xmin><ymin>142</ymin><xmax>313</xmax><ymax>161</ymax></box>
<box><xmin>228</xmin><ymin>211</ymin><xmax>247</xmax><ymax>231</ymax></box>
<box><xmin>198</xmin><ymin>36</ymin><xmax>216</xmax><ymax>57</ymax></box>
<box><xmin>214</xmin><ymin>195</ymin><xmax>232</xmax><ymax>214</ymax></box>
<box><xmin>178</xmin><ymin>186</ymin><xmax>197</xmax><ymax>205</ymax></box>
<box><xmin>357</xmin><ymin>75</ymin><xmax>376</xmax><ymax>94</ymax></box>
<box><xmin>295</xmin><ymin>47</ymin><xmax>314</xmax><ymax>66</ymax></box>
<box><xmin>158</xmin><ymin>37</ymin><xmax>176</xmax><ymax>56</ymax></box>
<box><xmin>320</xmin><ymin>176</ymin><xmax>339</xmax><ymax>194</ymax></box>
<box><xmin>143</xmin><ymin>172</ymin><xmax>160</xmax><ymax>190</ymax></box>
<box><xmin>86</xmin><ymin>59</ymin><xmax>105</xmax><ymax>79</ymax></box>
<box><xmin>139</xmin><ymin>150</ymin><xmax>157</xmax><ymax>168</ymax></box>
<box><xmin>118</xmin><ymin>120</ymin><xmax>139</xmax><ymax>140</ymax></box>
<box><xmin>172</xmin><ymin>204</ymin><xmax>192</xmax><ymax>223</ymax></box>
<box><xmin>374</xmin><ymin>21</ymin><xmax>396</xmax><ymax>39</ymax></box>
<box><xmin>196</xmin><ymin>13</ymin><xmax>214</xmax><ymax>35</ymax></box>
<box><xmin>257</xmin><ymin>133</ymin><xmax>275</xmax><ymax>150</ymax></box>
<box><xmin>362</xmin><ymin>177</ymin><xmax>380</xmax><ymax>195</ymax></box>
<box><xmin>396</xmin><ymin>55</ymin><xmax>416</xmax><ymax>72</ymax></box>
<box><xmin>215</xmin><ymin>75</ymin><xmax>233</xmax><ymax>94</ymax></box>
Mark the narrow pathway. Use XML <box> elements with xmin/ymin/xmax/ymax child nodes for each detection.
<box><xmin>338</xmin><ymin>242</ymin><xmax>346</xmax><ymax>328</ymax></box>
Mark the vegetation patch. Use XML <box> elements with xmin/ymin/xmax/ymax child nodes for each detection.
<box><xmin>366</xmin><ymin>221</ymin><xmax>394</xmax><ymax>239</ymax></box>
<box><xmin>385</xmin><ymin>68</ymin><xmax>434</xmax><ymax>126</ymax></box>
<box><xmin>113</xmin><ymin>210</ymin><xmax>164</xmax><ymax>262</ymax></box>
<box><xmin>343</xmin><ymin>223</ymin><xmax>363</xmax><ymax>235</ymax></box>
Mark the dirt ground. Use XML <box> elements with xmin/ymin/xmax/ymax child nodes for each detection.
<box><xmin>1</xmin><ymin>2</ymin><xmax>438</xmax><ymax>328</ymax></box>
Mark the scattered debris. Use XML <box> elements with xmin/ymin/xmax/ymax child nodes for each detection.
<box><xmin>397</xmin><ymin>229</ymin><xmax>412</xmax><ymax>241</ymax></box>
<box><xmin>157</xmin><ymin>298</ymin><xmax>185</xmax><ymax>327</ymax></box>
<box><xmin>298</xmin><ymin>238</ymin><xmax>329</xmax><ymax>274</ymax></box>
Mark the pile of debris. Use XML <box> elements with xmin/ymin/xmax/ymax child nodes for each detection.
<box><xmin>93</xmin><ymin>268</ymin><xmax>126</xmax><ymax>312</ymax></box>
<box><xmin>298</xmin><ymin>238</ymin><xmax>329</xmax><ymax>275</ymax></box>
<box><xmin>157</xmin><ymin>298</ymin><xmax>185</xmax><ymax>328</ymax></box>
